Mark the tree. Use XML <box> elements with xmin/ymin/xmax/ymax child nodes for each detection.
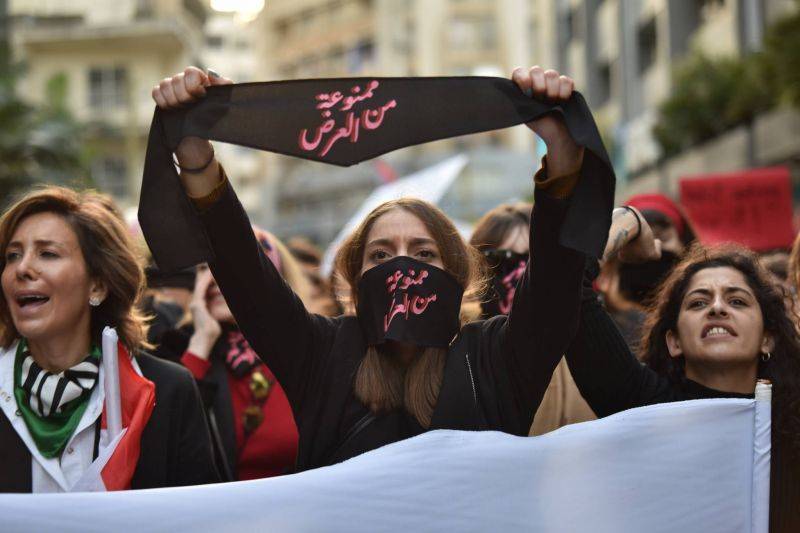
<box><xmin>761</xmin><ymin>1</ymin><xmax>800</xmax><ymax>106</ymax></box>
<box><xmin>653</xmin><ymin>3</ymin><xmax>800</xmax><ymax>159</ymax></box>
<box><xmin>0</xmin><ymin>53</ymin><xmax>89</xmax><ymax>206</ymax></box>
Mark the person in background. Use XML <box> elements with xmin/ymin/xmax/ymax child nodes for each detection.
<box><xmin>287</xmin><ymin>236</ymin><xmax>343</xmax><ymax>317</ymax></box>
<box><xmin>469</xmin><ymin>202</ymin><xmax>595</xmax><ymax>435</ymax></box>
<box><xmin>140</xmin><ymin>263</ymin><xmax>196</xmax><ymax>349</ymax></box>
<box><xmin>597</xmin><ymin>193</ymin><xmax>696</xmax><ymax>351</ymax></box>
<box><xmin>0</xmin><ymin>187</ymin><xmax>218</xmax><ymax>492</ymax></box>
<box><xmin>761</xmin><ymin>248</ymin><xmax>793</xmax><ymax>298</ymax></box>
<box><xmin>157</xmin><ymin>227</ymin><xmax>309</xmax><ymax>481</ymax></box>
<box><xmin>567</xmin><ymin>207</ymin><xmax>800</xmax><ymax>532</ymax></box>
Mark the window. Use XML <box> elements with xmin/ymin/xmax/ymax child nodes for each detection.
<box><xmin>561</xmin><ymin>6</ymin><xmax>582</xmax><ymax>44</ymax></box>
<box><xmin>637</xmin><ymin>18</ymin><xmax>657</xmax><ymax>74</ymax></box>
<box><xmin>88</xmin><ymin>67</ymin><xmax>127</xmax><ymax>111</ymax></box>
<box><xmin>206</xmin><ymin>35</ymin><xmax>223</xmax><ymax>48</ymax></box>
<box><xmin>449</xmin><ymin>18</ymin><xmax>496</xmax><ymax>50</ymax></box>
<box><xmin>596</xmin><ymin>60</ymin><xmax>612</xmax><ymax>106</ymax></box>
<box><xmin>346</xmin><ymin>40</ymin><xmax>374</xmax><ymax>74</ymax></box>
<box><xmin>91</xmin><ymin>156</ymin><xmax>128</xmax><ymax>198</ymax></box>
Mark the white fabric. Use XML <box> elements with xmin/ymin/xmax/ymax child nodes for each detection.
<box><xmin>0</xmin><ymin>342</ymin><xmax>106</xmax><ymax>492</ymax></box>
<box><xmin>101</xmin><ymin>327</ymin><xmax>122</xmax><ymax>439</ymax></box>
<box><xmin>752</xmin><ymin>383</ymin><xmax>771</xmax><ymax>532</ymax></box>
<box><xmin>0</xmin><ymin>392</ymin><xmax>770</xmax><ymax>533</ymax></box>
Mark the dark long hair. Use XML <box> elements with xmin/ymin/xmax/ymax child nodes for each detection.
<box><xmin>641</xmin><ymin>243</ymin><xmax>800</xmax><ymax>445</ymax></box>
<box><xmin>469</xmin><ymin>202</ymin><xmax>532</xmax><ymax>253</ymax></box>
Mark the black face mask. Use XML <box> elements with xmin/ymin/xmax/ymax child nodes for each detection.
<box><xmin>480</xmin><ymin>250</ymin><xmax>528</xmax><ymax>317</ymax></box>
<box><xmin>618</xmin><ymin>250</ymin><xmax>680</xmax><ymax>306</ymax></box>
<box><xmin>356</xmin><ymin>257</ymin><xmax>464</xmax><ymax>348</ymax></box>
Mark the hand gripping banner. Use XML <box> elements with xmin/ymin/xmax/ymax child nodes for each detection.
<box><xmin>139</xmin><ymin>77</ymin><xmax>616</xmax><ymax>272</ymax></box>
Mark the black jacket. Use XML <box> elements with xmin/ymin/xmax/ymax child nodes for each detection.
<box><xmin>0</xmin><ymin>352</ymin><xmax>220</xmax><ymax>492</ymax></box>
<box><xmin>565</xmin><ymin>274</ymin><xmax>799</xmax><ymax>533</ymax></box>
<box><xmin>156</xmin><ymin>327</ymin><xmax>240</xmax><ymax>481</ymax></box>
<box><xmin>199</xmin><ymin>181</ymin><xmax>586</xmax><ymax>471</ymax></box>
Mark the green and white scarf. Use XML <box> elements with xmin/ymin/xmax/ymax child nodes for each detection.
<box><xmin>13</xmin><ymin>340</ymin><xmax>101</xmax><ymax>458</ymax></box>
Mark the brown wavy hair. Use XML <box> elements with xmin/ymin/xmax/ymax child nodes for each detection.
<box><xmin>0</xmin><ymin>186</ymin><xmax>149</xmax><ymax>351</ymax></box>
<box><xmin>641</xmin><ymin>243</ymin><xmax>800</xmax><ymax>445</ymax></box>
<box><xmin>789</xmin><ymin>231</ymin><xmax>800</xmax><ymax>294</ymax></box>
<box><xmin>469</xmin><ymin>202</ymin><xmax>532</xmax><ymax>253</ymax></box>
<box><xmin>335</xmin><ymin>198</ymin><xmax>487</xmax><ymax>427</ymax></box>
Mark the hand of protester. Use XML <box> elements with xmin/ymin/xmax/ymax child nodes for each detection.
<box><xmin>152</xmin><ymin>66</ymin><xmax>233</xmax><ymax>196</ymax></box>
<box><xmin>186</xmin><ymin>266</ymin><xmax>223</xmax><ymax>360</ymax></box>
<box><xmin>512</xmin><ymin>66</ymin><xmax>582</xmax><ymax>174</ymax></box>
<box><xmin>616</xmin><ymin>207</ymin><xmax>663</xmax><ymax>264</ymax></box>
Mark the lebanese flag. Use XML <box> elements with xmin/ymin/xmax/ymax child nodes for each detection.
<box><xmin>71</xmin><ymin>342</ymin><xmax>155</xmax><ymax>492</ymax></box>
<box><xmin>100</xmin><ymin>343</ymin><xmax>155</xmax><ymax>490</ymax></box>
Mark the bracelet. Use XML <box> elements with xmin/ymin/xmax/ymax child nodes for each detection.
<box><xmin>622</xmin><ymin>205</ymin><xmax>642</xmax><ymax>241</ymax></box>
<box><xmin>173</xmin><ymin>145</ymin><xmax>215</xmax><ymax>173</ymax></box>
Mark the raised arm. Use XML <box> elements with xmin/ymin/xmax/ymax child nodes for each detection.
<box><xmin>497</xmin><ymin>67</ymin><xmax>594</xmax><ymax>424</ymax></box>
<box><xmin>565</xmin><ymin>208</ymin><xmax>673</xmax><ymax>417</ymax></box>
<box><xmin>151</xmin><ymin>67</ymin><xmax>334</xmax><ymax>410</ymax></box>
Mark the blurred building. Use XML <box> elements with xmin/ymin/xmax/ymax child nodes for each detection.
<box><xmin>202</xmin><ymin>8</ymin><xmax>263</xmax><ymax>212</ymax></box>
<box><xmin>529</xmin><ymin>0</ymin><xmax>800</xmax><ymax>197</ymax></box>
<box><xmin>253</xmin><ymin>0</ymin><xmax>799</xmax><ymax>244</ymax></box>
<box><xmin>9</xmin><ymin>0</ymin><xmax>207</xmax><ymax>205</ymax></box>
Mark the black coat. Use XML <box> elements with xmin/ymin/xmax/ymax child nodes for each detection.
<box><xmin>156</xmin><ymin>327</ymin><xmax>239</xmax><ymax>481</ymax></box>
<box><xmin>0</xmin><ymin>352</ymin><xmax>220</xmax><ymax>492</ymax></box>
<box><xmin>198</xmin><ymin>181</ymin><xmax>586</xmax><ymax>471</ymax></box>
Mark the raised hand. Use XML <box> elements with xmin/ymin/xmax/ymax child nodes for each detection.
<box><xmin>603</xmin><ymin>207</ymin><xmax>663</xmax><ymax>264</ymax></box>
<box><xmin>511</xmin><ymin>66</ymin><xmax>582</xmax><ymax>176</ymax></box>
<box><xmin>151</xmin><ymin>66</ymin><xmax>232</xmax><ymax>110</ymax></box>
<box><xmin>186</xmin><ymin>266</ymin><xmax>223</xmax><ymax>360</ymax></box>
<box><xmin>151</xmin><ymin>66</ymin><xmax>234</xmax><ymax>197</ymax></box>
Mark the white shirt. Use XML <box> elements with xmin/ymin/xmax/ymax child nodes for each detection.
<box><xmin>0</xmin><ymin>341</ymin><xmax>109</xmax><ymax>492</ymax></box>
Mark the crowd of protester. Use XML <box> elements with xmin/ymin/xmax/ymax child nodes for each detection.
<box><xmin>0</xmin><ymin>64</ymin><xmax>798</xmax><ymax>530</ymax></box>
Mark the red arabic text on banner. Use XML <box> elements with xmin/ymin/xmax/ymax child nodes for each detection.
<box><xmin>679</xmin><ymin>166</ymin><xmax>795</xmax><ymax>251</ymax></box>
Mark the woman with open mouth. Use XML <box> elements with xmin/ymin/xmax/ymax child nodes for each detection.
<box><xmin>0</xmin><ymin>187</ymin><xmax>219</xmax><ymax>491</ymax></box>
<box><xmin>566</xmin><ymin>208</ymin><xmax>800</xmax><ymax>531</ymax></box>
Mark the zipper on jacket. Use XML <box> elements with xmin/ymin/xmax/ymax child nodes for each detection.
<box><xmin>465</xmin><ymin>352</ymin><xmax>478</xmax><ymax>408</ymax></box>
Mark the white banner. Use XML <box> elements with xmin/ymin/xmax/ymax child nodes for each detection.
<box><xmin>0</xmin><ymin>391</ymin><xmax>770</xmax><ymax>533</ymax></box>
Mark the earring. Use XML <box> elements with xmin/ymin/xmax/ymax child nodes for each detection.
<box><xmin>89</xmin><ymin>297</ymin><xmax>101</xmax><ymax>307</ymax></box>
<box><xmin>761</xmin><ymin>352</ymin><xmax>772</xmax><ymax>362</ymax></box>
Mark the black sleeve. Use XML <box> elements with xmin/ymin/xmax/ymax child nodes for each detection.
<box><xmin>197</xmin><ymin>181</ymin><xmax>336</xmax><ymax>416</ymax></box>
<box><xmin>496</xmin><ymin>186</ymin><xmax>586</xmax><ymax>427</ymax></box>
<box><xmin>172</xmin><ymin>366</ymin><xmax>221</xmax><ymax>485</ymax></box>
<box><xmin>564</xmin><ymin>265</ymin><xmax>674</xmax><ymax>417</ymax></box>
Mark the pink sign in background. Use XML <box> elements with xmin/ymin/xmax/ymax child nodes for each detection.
<box><xmin>679</xmin><ymin>166</ymin><xmax>795</xmax><ymax>251</ymax></box>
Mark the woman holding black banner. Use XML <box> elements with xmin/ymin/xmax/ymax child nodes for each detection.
<box><xmin>567</xmin><ymin>208</ymin><xmax>800</xmax><ymax>532</ymax></box>
<box><xmin>148</xmin><ymin>65</ymin><xmax>603</xmax><ymax>470</ymax></box>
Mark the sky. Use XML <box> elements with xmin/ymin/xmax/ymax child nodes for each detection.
<box><xmin>210</xmin><ymin>0</ymin><xmax>265</xmax><ymax>17</ymax></box>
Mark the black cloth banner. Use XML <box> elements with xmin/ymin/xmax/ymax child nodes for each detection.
<box><xmin>139</xmin><ymin>76</ymin><xmax>615</xmax><ymax>272</ymax></box>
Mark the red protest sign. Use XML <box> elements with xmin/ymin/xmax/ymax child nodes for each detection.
<box><xmin>679</xmin><ymin>166</ymin><xmax>795</xmax><ymax>251</ymax></box>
